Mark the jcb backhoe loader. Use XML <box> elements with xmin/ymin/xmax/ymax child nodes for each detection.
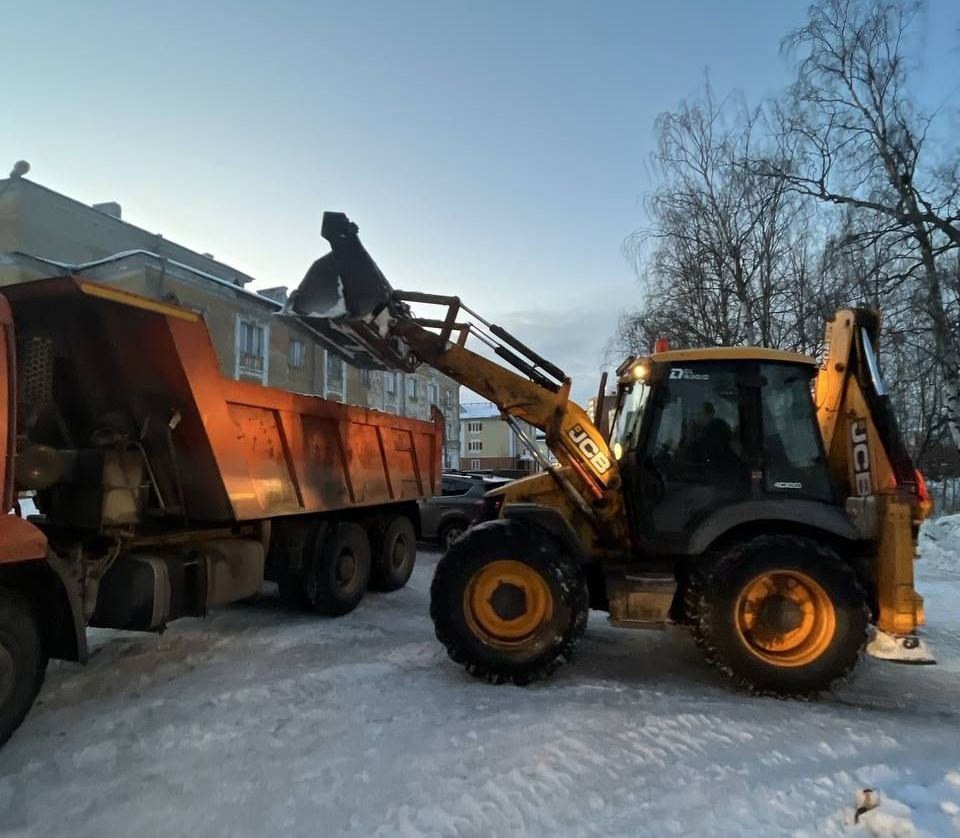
<box><xmin>287</xmin><ymin>212</ymin><xmax>935</xmax><ymax>696</ymax></box>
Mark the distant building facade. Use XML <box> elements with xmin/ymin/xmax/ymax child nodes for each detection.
<box><xmin>0</xmin><ymin>175</ymin><xmax>460</xmax><ymax>466</ymax></box>
<box><xmin>459</xmin><ymin>402</ymin><xmax>536</xmax><ymax>473</ymax></box>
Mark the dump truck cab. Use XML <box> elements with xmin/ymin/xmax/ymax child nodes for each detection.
<box><xmin>610</xmin><ymin>347</ymin><xmax>853</xmax><ymax>559</ymax></box>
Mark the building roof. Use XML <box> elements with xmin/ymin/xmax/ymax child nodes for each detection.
<box><xmin>0</xmin><ymin>177</ymin><xmax>261</xmax><ymax>287</ymax></box>
<box><xmin>460</xmin><ymin>402</ymin><xmax>501</xmax><ymax>421</ymax></box>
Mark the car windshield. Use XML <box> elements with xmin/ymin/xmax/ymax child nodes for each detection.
<box><xmin>609</xmin><ymin>381</ymin><xmax>650</xmax><ymax>458</ymax></box>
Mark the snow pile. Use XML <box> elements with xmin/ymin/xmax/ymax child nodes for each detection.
<box><xmin>919</xmin><ymin>514</ymin><xmax>960</xmax><ymax>576</ymax></box>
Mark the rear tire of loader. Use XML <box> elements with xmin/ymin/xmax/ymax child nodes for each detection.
<box><xmin>430</xmin><ymin>519</ymin><xmax>588</xmax><ymax>686</ymax></box>
<box><xmin>369</xmin><ymin>515</ymin><xmax>417</xmax><ymax>592</ymax></box>
<box><xmin>694</xmin><ymin>535</ymin><xmax>869</xmax><ymax>697</ymax></box>
<box><xmin>0</xmin><ymin>589</ymin><xmax>48</xmax><ymax>746</ymax></box>
<box><xmin>305</xmin><ymin>522</ymin><xmax>372</xmax><ymax>616</ymax></box>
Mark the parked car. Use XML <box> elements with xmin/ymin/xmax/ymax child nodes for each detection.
<box><xmin>419</xmin><ymin>473</ymin><xmax>513</xmax><ymax>550</ymax></box>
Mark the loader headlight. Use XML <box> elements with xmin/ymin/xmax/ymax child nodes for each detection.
<box><xmin>613</xmin><ymin>442</ymin><xmax>624</xmax><ymax>460</ymax></box>
<box><xmin>630</xmin><ymin>362</ymin><xmax>649</xmax><ymax>381</ymax></box>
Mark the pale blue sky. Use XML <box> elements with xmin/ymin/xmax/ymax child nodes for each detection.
<box><xmin>4</xmin><ymin>0</ymin><xmax>958</xmax><ymax>401</ymax></box>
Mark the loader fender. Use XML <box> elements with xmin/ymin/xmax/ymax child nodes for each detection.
<box><xmin>687</xmin><ymin>500</ymin><xmax>860</xmax><ymax>556</ymax></box>
<box><xmin>501</xmin><ymin>503</ymin><xmax>586</xmax><ymax>563</ymax></box>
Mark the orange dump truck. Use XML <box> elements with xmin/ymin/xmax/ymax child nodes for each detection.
<box><xmin>0</xmin><ymin>276</ymin><xmax>442</xmax><ymax>744</ymax></box>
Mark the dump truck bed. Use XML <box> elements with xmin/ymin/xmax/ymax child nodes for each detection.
<box><xmin>3</xmin><ymin>277</ymin><xmax>442</xmax><ymax>525</ymax></box>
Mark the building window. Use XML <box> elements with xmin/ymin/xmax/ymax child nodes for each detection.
<box><xmin>406</xmin><ymin>375</ymin><xmax>418</xmax><ymax>399</ymax></box>
<box><xmin>467</xmin><ymin>440</ymin><xmax>483</xmax><ymax>452</ymax></box>
<box><xmin>237</xmin><ymin>318</ymin><xmax>267</xmax><ymax>380</ymax></box>
<box><xmin>445</xmin><ymin>420</ymin><xmax>453</xmax><ymax>440</ymax></box>
<box><xmin>427</xmin><ymin>382</ymin><xmax>439</xmax><ymax>405</ymax></box>
<box><xmin>467</xmin><ymin>421</ymin><xmax>482</xmax><ymax>434</ymax></box>
<box><xmin>325</xmin><ymin>351</ymin><xmax>344</xmax><ymax>391</ymax></box>
<box><xmin>289</xmin><ymin>339</ymin><xmax>306</xmax><ymax>369</ymax></box>
<box><xmin>470</xmin><ymin>459</ymin><xmax>481</xmax><ymax>470</ymax></box>
<box><xmin>385</xmin><ymin>372</ymin><xmax>397</xmax><ymax>395</ymax></box>
<box><xmin>360</xmin><ymin>368</ymin><xmax>372</xmax><ymax>387</ymax></box>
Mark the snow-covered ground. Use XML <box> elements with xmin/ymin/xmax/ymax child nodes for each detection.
<box><xmin>2</xmin><ymin>523</ymin><xmax>960</xmax><ymax>838</ymax></box>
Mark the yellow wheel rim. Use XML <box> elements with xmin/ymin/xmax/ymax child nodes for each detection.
<box><xmin>463</xmin><ymin>560</ymin><xmax>554</xmax><ymax>649</ymax></box>
<box><xmin>734</xmin><ymin>570</ymin><xmax>836</xmax><ymax>667</ymax></box>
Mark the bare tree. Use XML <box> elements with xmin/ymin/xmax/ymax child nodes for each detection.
<box><xmin>763</xmin><ymin>0</ymin><xmax>960</xmax><ymax>444</ymax></box>
<box><xmin>619</xmin><ymin>82</ymin><xmax>824</xmax><ymax>355</ymax></box>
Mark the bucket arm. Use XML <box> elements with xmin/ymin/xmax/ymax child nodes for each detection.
<box><xmin>286</xmin><ymin>212</ymin><xmax>621</xmax><ymax>536</ymax></box>
<box><xmin>815</xmin><ymin>309</ymin><xmax>932</xmax><ymax>661</ymax></box>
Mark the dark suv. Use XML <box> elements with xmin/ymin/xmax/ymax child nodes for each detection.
<box><xmin>419</xmin><ymin>473</ymin><xmax>512</xmax><ymax>550</ymax></box>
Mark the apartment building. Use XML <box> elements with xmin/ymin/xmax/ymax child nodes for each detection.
<box><xmin>459</xmin><ymin>402</ymin><xmax>535</xmax><ymax>473</ymax></box>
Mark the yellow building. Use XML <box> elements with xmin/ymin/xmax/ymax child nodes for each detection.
<box><xmin>459</xmin><ymin>402</ymin><xmax>536</xmax><ymax>474</ymax></box>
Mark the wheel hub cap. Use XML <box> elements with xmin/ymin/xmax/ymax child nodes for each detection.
<box><xmin>464</xmin><ymin>560</ymin><xmax>554</xmax><ymax>649</ymax></box>
<box><xmin>489</xmin><ymin>582</ymin><xmax>527</xmax><ymax>621</ymax></box>
<box><xmin>336</xmin><ymin>552</ymin><xmax>357</xmax><ymax>584</ymax></box>
<box><xmin>735</xmin><ymin>570</ymin><xmax>837</xmax><ymax>667</ymax></box>
<box><xmin>391</xmin><ymin>538</ymin><xmax>406</xmax><ymax>569</ymax></box>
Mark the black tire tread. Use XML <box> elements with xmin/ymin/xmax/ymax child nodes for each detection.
<box><xmin>369</xmin><ymin>515</ymin><xmax>417</xmax><ymax>592</ymax></box>
<box><xmin>693</xmin><ymin>535</ymin><xmax>869</xmax><ymax>699</ymax></box>
<box><xmin>0</xmin><ymin>588</ymin><xmax>48</xmax><ymax>746</ymax></box>
<box><xmin>430</xmin><ymin>519</ymin><xmax>588</xmax><ymax>686</ymax></box>
<box><xmin>306</xmin><ymin>522</ymin><xmax>371</xmax><ymax>617</ymax></box>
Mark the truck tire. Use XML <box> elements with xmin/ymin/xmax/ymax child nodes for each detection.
<box><xmin>430</xmin><ymin>519</ymin><xmax>588</xmax><ymax>685</ymax></box>
<box><xmin>305</xmin><ymin>522</ymin><xmax>371</xmax><ymax>616</ymax></box>
<box><xmin>0</xmin><ymin>589</ymin><xmax>48</xmax><ymax>746</ymax></box>
<box><xmin>694</xmin><ymin>535</ymin><xmax>869</xmax><ymax>697</ymax></box>
<box><xmin>370</xmin><ymin>515</ymin><xmax>417</xmax><ymax>592</ymax></box>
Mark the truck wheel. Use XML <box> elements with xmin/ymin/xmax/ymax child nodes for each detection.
<box><xmin>439</xmin><ymin>520</ymin><xmax>468</xmax><ymax>552</ymax></box>
<box><xmin>694</xmin><ymin>535</ymin><xmax>869</xmax><ymax>697</ymax></box>
<box><xmin>305</xmin><ymin>522</ymin><xmax>371</xmax><ymax>616</ymax></box>
<box><xmin>0</xmin><ymin>589</ymin><xmax>48</xmax><ymax>746</ymax></box>
<box><xmin>370</xmin><ymin>515</ymin><xmax>417</xmax><ymax>592</ymax></box>
<box><xmin>430</xmin><ymin>519</ymin><xmax>588</xmax><ymax>685</ymax></box>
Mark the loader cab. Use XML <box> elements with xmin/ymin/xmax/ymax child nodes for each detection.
<box><xmin>610</xmin><ymin>348</ymin><xmax>833</xmax><ymax>555</ymax></box>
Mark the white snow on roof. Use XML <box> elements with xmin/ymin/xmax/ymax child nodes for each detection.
<box><xmin>459</xmin><ymin>402</ymin><xmax>500</xmax><ymax>420</ymax></box>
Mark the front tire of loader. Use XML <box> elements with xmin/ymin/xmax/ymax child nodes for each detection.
<box><xmin>430</xmin><ymin>519</ymin><xmax>588</xmax><ymax>686</ymax></box>
<box><xmin>0</xmin><ymin>589</ymin><xmax>48</xmax><ymax>746</ymax></box>
<box><xmin>694</xmin><ymin>535</ymin><xmax>868</xmax><ymax>697</ymax></box>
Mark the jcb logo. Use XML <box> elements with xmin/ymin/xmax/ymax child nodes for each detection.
<box><xmin>851</xmin><ymin>420</ymin><xmax>871</xmax><ymax>496</ymax></box>
<box><xmin>567</xmin><ymin>424</ymin><xmax>612</xmax><ymax>476</ymax></box>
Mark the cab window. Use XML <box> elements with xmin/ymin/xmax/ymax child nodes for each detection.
<box><xmin>650</xmin><ymin>369</ymin><xmax>743</xmax><ymax>482</ymax></box>
<box><xmin>761</xmin><ymin>364</ymin><xmax>831</xmax><ymax>500</ymax></box>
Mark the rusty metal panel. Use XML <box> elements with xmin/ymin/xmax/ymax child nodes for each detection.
<box><xmin>298</xmin><ymin>415</ymin><xmax>352</xmax><ymax>509</ymax></box>
<box><xmin>225</xmin><ymin>403</ymin><xmax>301</xmax><ymax>514</ymax></box>
<box><xmin>381</xmin><ymin>427</ymin><xmax>423</xmax><ymax>500</ymax></box>
<box><xmin>217</xmin><ymin>377</ymin><xmax>442</xmax><ymax>519</ymax></box>
<box><xmin>343</xmin><ymin>422</ymin><xmax>392</xmax><ymax>504</ymax></box>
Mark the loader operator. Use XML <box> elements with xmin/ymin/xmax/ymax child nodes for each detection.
<box><xmin>687</xmin><ymin>401</ymin><xmax>737</xmax><ymax>472</ymax></box>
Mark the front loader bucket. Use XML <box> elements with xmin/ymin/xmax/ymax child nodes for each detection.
<box><xmin>283</xmin><ymin>212</ymin><xmax>420</xmax><ymax>372</ymax></box>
